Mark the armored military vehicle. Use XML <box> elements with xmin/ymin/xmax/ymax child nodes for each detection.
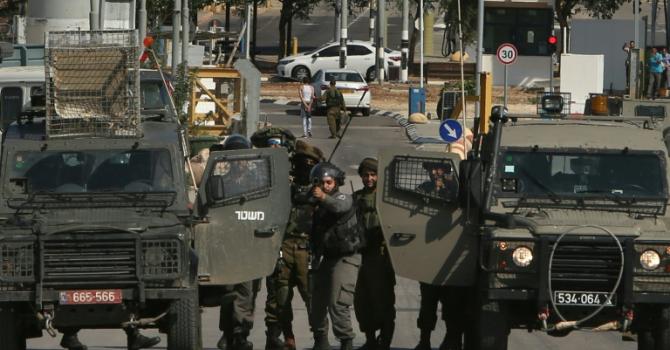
<box><xmin>0</xmin><ymin>30</ymin><xmax>289</xmax><ymax>350</ymax></box>
<box><xmin>377</xmin><ymin>112</ymin><xmax>670</xmax><ymax>349</ymax></box>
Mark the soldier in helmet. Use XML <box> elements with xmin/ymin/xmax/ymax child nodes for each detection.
<box><xmin>265</xmin><ymin>140</ymin><xmax>325</xmax><ymax>350</ymax></box>
<box><xmin>215</xmin><ymin>134</ymin><xmax>261</xmax><ymax>350</ymax></box>
<box><xmin>353</xmin><ymin>158</ymin><xmax>396</xmax><ymax>350</ymax></box>
<box><xmin>309</xmin><ymin>162</ymin><xmax>363</xmax><ymax>350</ymax></box>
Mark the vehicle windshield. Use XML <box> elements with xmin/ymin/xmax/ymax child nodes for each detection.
<box><xmin>6</xmin><ymin>149</ymin><xmax>174</xmax><ymax>194</ymax></box>
<box><xmin>324</xmin><ymin>72</ymin><xmax>364</xmax><ymax>82</ymax></box>
<box><xmin>497</xmin><ymin>150</ymin><xmax>666</xmax><ymax>199</ymax></box>
<box><xmin>141</xmin><ymin>81</ymin><xmax>170</xmax><ymax>110</ymax></box>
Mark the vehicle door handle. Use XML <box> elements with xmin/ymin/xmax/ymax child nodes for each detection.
<box><xmin>255</xmin><ymin>226</ymin><xmax>279</xmax><ymax>237</ymax></box>
<box><xmin>391</xmin><ymin>232</ymin><xmax>416</xmax><ymax>244</ymax></box>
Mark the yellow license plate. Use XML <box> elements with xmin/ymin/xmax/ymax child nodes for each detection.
<box><xmin>340</xmin><ymin>89</ymin><xmax>354</xmax><ymax>94</ymax></box>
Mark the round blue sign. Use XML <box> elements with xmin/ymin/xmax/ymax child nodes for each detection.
<box><xmin>439</xmin><ymin>119</ymin><xmax>463</xmax><ymax>143</ymax></box>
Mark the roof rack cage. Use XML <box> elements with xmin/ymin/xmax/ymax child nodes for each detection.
<box><xmin>45</xmin><ymin>30</ymin><xmax>140</xmax><ymax>138</ymax></box>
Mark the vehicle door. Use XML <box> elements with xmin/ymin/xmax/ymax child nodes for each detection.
<box><xmin>347</xmin><ymin>44</ymin><xmax>374</xmax><ymax>75</ymax></box>
<box><xmin>194</xmin><ymin>148</ymin><xmax>291</xmax><ymax>285</ymax></box>
<box><xmin>376</xmin><ymin>147</ymin><xmax>477</xmax><ymax>286</ymax></box>
<box><xmin>312</xmin><ymin>45</ymin><xmax>340</xmax><ymax>72</ymax></box>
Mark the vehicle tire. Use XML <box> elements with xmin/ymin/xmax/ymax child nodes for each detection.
<box><xmin>653</xmin><ymin>306</ymin><xmax>670</xmax><ymax>350</ymax></box>
<box><xmin>362</xmin><ymin>108</ymin><xmax>370</xmax><ymax>117</ymax></box>
<box><xmin>476</xmin><ymin>298</ymin><xmax>509</xmax><ymax>350</ymax></box>
<box><xmin>0</xmin><ymin>305</ymin><xmax>25</xmax><ymax>350</ymax></box>
<box><xmin>291</xmin><ymin>66</ymin><xmax>311</xmax><ymax>81</ymax></box>
<box><xmin>366</xmin><ymin>66</ymin><xmax>377</xmax><ymax>82</ymax></box>
<box><xmin>638</xmin><ymin>330</ymin><xmax>654</xmax><ymax>350</ymax></box>
<box><xmin>167</xmin><ymin>291</ymin><xmax>201</xmax><ymax>350</ymax></box>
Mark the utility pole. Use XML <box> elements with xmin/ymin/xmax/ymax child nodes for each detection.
<box><xmin>335</xmin><ymin>0</ymin><xmax>342</xmax><ymax>42</ymax></box>
<box><xmin>475</xmin><ymin>0</ymin><xmax>483</xmax><ymax>117</ymax></box>
<box><xmin>252</xmin><ymin>0</ymin><xmax>258</xmax><ymax>61</ymax></box>
<box><xmin>420</xmin><ymin>0</ymin><xmax>424</xmax><ymax>88</ymax></box>
<box><xmin>400</xmin><ymin>0</ymin><xmax>408</xmax><ymax>82</ymax></box>
<box><xmin>376</xmin><ymin>0</ymin><xmax>385</xmax><ymax>83</ymax></box>
<box><xmin>369</xmin><ymin>0</ymin><xmax>376</xmax><ymax>43</ymax></box>
<box><xmin>182</xmin><ymin>0</ymin><xmax>190</xmax><ymax>66</ymax></box>
<box><xmin>90</xmin><ymin>0</ymin><xmax>100</xmax><ymax>31</ymax></box>
<box><xmin>138</xmin><ymin>0</ymin><xmax>147</xmax><ymax>42</ymax></box>
<box><xmin>635</xmin><ymin>0</ymin><xmax>640</xmax><ymax>46</ymax></box>
<box><xmin>652</xmin><ymin>0</ymin><xmax>658</xmax><ymax>47</ymax></box>
<box><xmin>245</xmin><ymin>1</ymin><xmax>252</xmax><ymax>59</ymax></box>
<box><xmin>340</xmin><ymin>0</ymin><xmax>348</xmax><ymax>68</ymax></box>
<box><xmin>172</xmin><ymin>0</ymin><xmax>182</xmax><ymax>76</ymax></box>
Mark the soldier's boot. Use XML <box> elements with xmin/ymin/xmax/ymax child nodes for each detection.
<box><xmin>283</xmin><ymin>326</ymin><xmax>296</xmax><ymax>350</ymax></box>
<box><xmin>265</xmin><ymin>323</ymin><xmax>284</xmax><ymax>350</ymax></box>
<box><xmin>312</xmin><ymin>332</ymin><xmax>330</xmax><ymax>350</ymax></box>
<box><xmin>232</xmin><ymin>333</ymin><xmax>253</xmax><ymax>350</ymax></box>
<box><xmin>414</xmin><ymin>329</ymin><xmax>431</xmax><ymax>350</ymax></box>
<box><xmin>216</xmin><ymin>333</ymin><xmax>232</xmax><ymax>350</ymax></box>
<box><xmin>359</xmin><ymin>332</ymin><xmax>377</xmax><ymax>350</ymax></box>
<box><xmin>126</xmin><ymin>327</ymin><xmax>161</xmax><ymax>350</ymax></box>
<box><xmin>60</xmin><ymin>332</ymin><xmax>88</xmax><ymax>350</ymax></box>
<box><xmin>379</xmin><ymin>322</ymin><xmax>395</xmax><ymax>350</ymax></box>
<box><xmin>341</xmin><ymin>338</ymin><xmax>354</xmax><ymax>350</ymax></box>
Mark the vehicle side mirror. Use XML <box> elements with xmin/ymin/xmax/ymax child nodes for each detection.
<box><xmin>312</xmin><ymin>53</ymin><xmax>319</xmax><ymax>59</ymax></box>
<box><xmin>206</xmin><ymin>176</ymin><xmax>225</xmax><ymax>202</ymax></box>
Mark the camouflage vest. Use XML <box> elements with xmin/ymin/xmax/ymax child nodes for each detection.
<box><xmin>354</xmin><ymin>189</ymin><xmax>380</xmax><ymax>232</ymax></box>
<box><xmin>284</xmin><ymin>184</ymin><xmax>315</xmax><ymax>239</ymax></box>
<box><xmin>325</xmin><ymin>88</ymin><xmax>343</xmax><ymax>108</ymax></box>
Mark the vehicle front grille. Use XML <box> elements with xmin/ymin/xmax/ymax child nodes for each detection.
<box><xmin>549</xmin><ymin>240</ymin><xmax>623</xmax><ymax>292</ymax></box>
<box><xmin>141</xmin><ymin>239</ymin><xmax>182</xmax><ymax>278</ymax></box>
<box><xmin>0</xmin><ymin>241</ymin><xmax>35</xmax><ymax>282</ymax></box>
<box><xmin>41</xmin><ymin>237</ymin><xmax>137</xmax><ymax>286</ymax></box>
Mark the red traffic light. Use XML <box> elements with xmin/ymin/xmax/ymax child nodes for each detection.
<box><xmin>548</xmin><ymin>36</ymin><xmax>558</xmax><ymax>45</ymax></box>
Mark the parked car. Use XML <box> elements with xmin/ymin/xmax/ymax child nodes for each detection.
<box><xmin>311</xmin><ymin>68</ymin><xmax>371</xmax><ymax>116</ymax></box>
<box><xmin>277</xmin><ymin>40</ymin><xmax>401</xmax><ymax>82</ymax></box>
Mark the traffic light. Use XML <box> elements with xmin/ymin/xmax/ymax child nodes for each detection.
<box><xmin>548</xmin><ymin>35</ymin><xmax>558</xmax><ymax>54</ymax></box>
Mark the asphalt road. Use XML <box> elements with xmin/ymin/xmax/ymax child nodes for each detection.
<box><xmin>26</xmin><ymin>103</ymin><xmax>637</xmax><ymax>349</ymax></box>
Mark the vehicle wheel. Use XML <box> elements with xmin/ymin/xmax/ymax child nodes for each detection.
<box><xmin>291</xmin><ymin>66</ymin><xmax>310</xmax><ymax>81</ymax></box>
<box><xmin>654</xmin><ymin>306</ymin><xmax>670</xmax><ymax>350</ymax></box>
<box><xmin>638</xmin><ymin>330</ymin><xmax>654</xmax><ymax>350</ymax></box>
<box><xmin>476</xmin><ymin>298</ymin><xmax>509</xmax><ymax>350</ymax></box>
<box><xmin>0</xmin><ymin>305</ymin><xmax>25</xmax><ymax>350</ymax></box>
<box><xmin>167</xmin><ymin>291</ymin><xmax>201</xmax><ymax>350</ymax></box>
<box><xmin>366</xmin><ymin>66</ymin><xmax>377</xmax><ymax>82</ymax></box>
<box><xmin>362</xmin><ymin>108</ymin><xmax>370</xmax><ymax>117</ymax></box>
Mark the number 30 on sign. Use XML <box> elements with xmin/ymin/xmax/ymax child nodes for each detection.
<box><xmin>496</xmin><ymin>43</ymin><xmax>518</xmax><ymax>65</ymax></box>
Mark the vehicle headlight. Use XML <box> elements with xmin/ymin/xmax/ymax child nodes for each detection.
<box><xmin>512</xmin><ymin>246</ymin><xmax>533</xmax><ymax>267</ymax></box>
<box><xmin>640</xmin><ymin>250</ymin><xmax>661</xmax><ymax>270</ymax></box>
<box><xmin>144</xmin><ymin>246</ymin><xmax>166</xmax><ymax>267</ymax></box>
<box><xmin>279</xmin><ymin>59</ymin><xmax>294</xmax><ymax>65</ymax></box>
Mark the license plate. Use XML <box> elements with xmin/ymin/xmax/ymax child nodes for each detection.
<box><xmin>340</xmin><ymin>89</ymin><xmax>354</xmax><ymax>94</ymax></box>
<box><xmin>59</xmin><ymin>289</ymin><xmax>122</xmax><ymax>305</ymax></box>
<box><xmin>554</xmin><ymin>291</ymin><xmax>616</xmax><ymax>307</ymax></box>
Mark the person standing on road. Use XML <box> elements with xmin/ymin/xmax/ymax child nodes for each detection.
<box><xmin>647</xmin><ymin>47</ymin><xmax>664</xmax><ymax>99</ymax></box>
<box><xmin>623</xmin><ymin>40</ymin><xmax>635</xmax><ymax>89</ymax></box>
<box><xmin>309</xmin><ymin>162</ymin><xmax>363</xmax><ymax>350</ymax></box>
<box><xmin>299</xmin><ymin>77</ymin><xmax>315</xmax><ymax>138</ymax></box>
<box><xmin>353</xmin><ymin>158</ymin><xmax>396</xmax><ymax>350</ymax></box>
<box><xmin>321</xmin><ymin>79</ymin><xmax>346</xmax><ymax>139</ymax></box>
<box><xmin>215</xmin><ymin>134</ymin><xmax>261</xmax><ymax>350</ymax></box>
<box><xmin>265</xmin><ymin>140</ymin><xmax>325</xmax><ymax>350</ymax></box>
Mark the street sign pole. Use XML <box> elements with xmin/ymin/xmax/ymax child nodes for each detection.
<box><xmin>496</xmin><ymin>43</ymin><xmax>517</xmax><ymax>113</ymax></box>
<box><xmin>504</xmin><ymin>64</ymin><xmax>508</xmax><ymax>111</ymax></box>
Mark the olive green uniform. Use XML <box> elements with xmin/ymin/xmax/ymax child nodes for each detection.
<box><xmin>353</xmin><ymin>188</ymin><xmax>396</xmax><ymax>345</ymax></box>
<box><xmin>219</xmin><ymin>279</ymin><xmax>260</xmax><ymax>339</ymax></box>
<box><xmin>322</xmin><ymin>87</ymin><xmax>345</xmax><ymax>138</ymax></box>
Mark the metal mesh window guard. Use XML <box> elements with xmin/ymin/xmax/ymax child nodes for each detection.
<box><xmin>142</xmin><ymin>240</ymin><xmax>182</xmax><ymax>278</ymax></box>
<box><xmin>45</xmin><ymin>30</ymin><xmax>140</xmax><ymax>138</ymax></box>
<box><xmin>0</xmin><ymin>242</ymin><xmax>34</xmax><ymax>282</ymax></box>
<box><xmin>211</xmin><ymin>156</ymin><xmax>272</xmax><ymax>203</ymax></box>
<box><xmin>391</xmin><ymin>156</ymin><xmax>459</xmax><ymax>202</ymax></box>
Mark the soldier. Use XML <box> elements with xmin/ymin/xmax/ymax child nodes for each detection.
<box><xmin>321</xmin><ymin>79</ymin><xmax>346</xmax><ymax>139</ymax></box>
<box><xmin>266</xmin><ymin>140</ymin><xmax>326</xmax><ymax>350</ymax></box>
<box><xmin>215</xmin><ymin>134</ymin><xmax>261</xmax><ymax>350</ymax></box>
<box><xmin>60</xmin><ymin>327</ymin><xmax>159</xmax><ymax>350</ymax></box>
<box><xmin>353</xmin><ymin>158</ymin><xmax>396</xmax><ymax>350</ymax></box>
<box><xmin>309</xmin><ymin>162</ymin><xmax>363</xmax><ymax>350</ymax></box>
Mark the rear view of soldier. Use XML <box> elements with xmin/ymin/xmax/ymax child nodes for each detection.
<box><xmin>321</xmin><ymin>79</ymin><xmax>346</xmax><ymax>139</ymax></box>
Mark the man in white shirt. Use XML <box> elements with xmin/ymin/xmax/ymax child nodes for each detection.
<box><xmin>299</xmin><ymin>77</ymin><xmax>315</xmax><ymax>138</ymax></box>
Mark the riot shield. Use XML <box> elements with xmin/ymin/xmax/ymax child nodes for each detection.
<box><xmin>195</xmin><ymin>148</ymin><xmax>290</xmax><ymax>285</ymax></box>
<box><xmin>377</xmin><ymin>147</ymin><xmax>477</xmax><ymax>286</ymax></box>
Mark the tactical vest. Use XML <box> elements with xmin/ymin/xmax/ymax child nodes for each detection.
<box><xmin>325</xmin><ymin>88</ymin><xmax>343</xmax><ymax>108</ymax></box>
<box><xmin>285</xmin><ymin>184</ymin><xmax>315</xmax><ymax>238</ymax></box>
<box><xmin>354</xmin><ymin>189</ymin><xmax>385</xmax><ymax>254</ymax></box>
<box><xmin>314</xmin><ymin>193</ymin><xmax>365</xmax><ymax>258</ymax></box>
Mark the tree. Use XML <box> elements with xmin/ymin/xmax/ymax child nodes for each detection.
<box><xmin>146</xmin><ymin>0</ymin><xmax>221</xmax><ymax>30</ymax></box>
<box><xmin>277</xmin><ymin>0</ymin><xmax>319</xmax><ymax>59</ymax></box>
<box><xmin>555</xmin><ymin>0</ymin><xmax>629</xmax><ymax>49</ymax></box>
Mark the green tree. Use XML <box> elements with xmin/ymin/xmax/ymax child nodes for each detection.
<box><xmin>146</xmin><ymin>0</ymin><xmax>221</xmax><ymax>29</ymax></box>
<box><xmin>277</xmin><ymin>0</ymin><xmax>320</xmax><ymax>59</ymax></box>
<box><xmin>555</xmin><ymin>0</ymin><xmax>630</xmax><ymax>50</ymax></box>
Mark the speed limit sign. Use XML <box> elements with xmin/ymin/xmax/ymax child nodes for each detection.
<box><xmin>496</xmin><ymin>43</ymin><xmax>518</xmax><ymax>65</ymax></box>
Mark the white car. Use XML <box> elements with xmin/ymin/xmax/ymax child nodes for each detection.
<box><xmin>311</xmin><ymin>69</ymin><xmax>371</xmax><ymax>116</ymax></box>
<box><xmin>277</xmin><ymin>40</ymin><xmax>401</xmax><ymax>82</ymax></box>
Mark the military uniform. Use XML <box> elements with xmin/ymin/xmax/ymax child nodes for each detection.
<box><xmin>218</xmin><ymin>279</ymin><xmax>261</xmax><ymax>350</ymax></box>
<box><xmin>310</xmin><ymin>186</ymin><xmax>362</xmax><ymax>350</ymax></box>
<box><xmin>353</xmin><ymin>187</ymin><xmax>396</xmax><ymax>350</ymax></box>
<box><xmin>322</xmin><ymin>86</ymin><xmax>346</xmax><ymax>138</ymax></box>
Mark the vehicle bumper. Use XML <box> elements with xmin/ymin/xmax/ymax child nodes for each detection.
<box><xmin>0</xmin><ymin>287</ymin><xmax>193</xmax><ymax>302</ymax></box>
<box><xmin>276</xmin><ymin>64</ymin><xmax>288</xmax><ymax>77</ymax></box>
<box><xmin>343</xmin><ymin>93</ymin><xmax>370</xmax><ymax>108</ymax></box>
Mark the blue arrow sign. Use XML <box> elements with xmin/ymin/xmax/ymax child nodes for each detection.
<box><xmin>439</xmin><ymin>119</ymin><xmax>463</xmax><ymax>143</ymax></box>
